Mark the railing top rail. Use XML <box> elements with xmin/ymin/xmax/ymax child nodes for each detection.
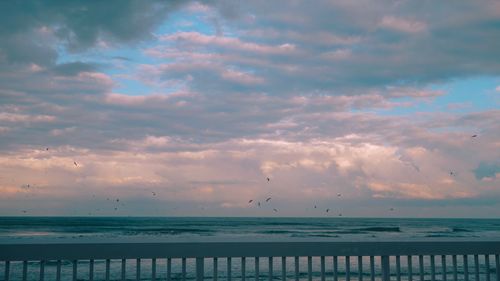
<box><xmin>1</xmin><ymin>240</ymin><xmax>500</xmax><ymax>261</ymax></box>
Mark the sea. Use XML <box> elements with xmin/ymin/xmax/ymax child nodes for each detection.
<box><xmin>1</xmin><ymin>217</ymin><xmax>499</xmax><ymax>281</ymax></box>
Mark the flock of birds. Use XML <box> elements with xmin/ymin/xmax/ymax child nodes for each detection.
<box><xmin>17</xmin><ymin>134</ymin><xmax>480</xmax><ymax>216</ymax></box>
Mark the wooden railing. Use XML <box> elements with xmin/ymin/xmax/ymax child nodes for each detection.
<box><xmin>1</xmin><ymin>240</ymin><xmax>500</xmax><ymax>281</ymax></box>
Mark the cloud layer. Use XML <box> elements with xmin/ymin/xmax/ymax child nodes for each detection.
<box><xmin>0</xmin><ymin>0</ymin><xmax>499</xmax><ymax>217</ymax></box>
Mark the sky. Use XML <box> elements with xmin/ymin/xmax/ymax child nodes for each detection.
<box><xmin>0</xmin><ymin>0</ymin><xmax>499</xmax><ymax>217</ymax></box>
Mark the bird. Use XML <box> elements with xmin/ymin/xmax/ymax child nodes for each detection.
<box><xmin>314</xmin><ymin>205</ymin><xmax>317</xmax><ymax>209</ymax></box>
<box><xmin>326</xmin><ymin>209</ymin><xmax>330</xmax><ymax>213</ymax></box>
<box><xmin>471</xmin><ymin>134</ymin><xmax>477</xmax><ymax>138</ymax></box>
<box><xmin>114</xmin><ymin>207</ymin><xmax>118</xmax><ymax>211</ymax></box>
<box><xmin>21</xmin><ymin>184</ymin><xmax>30</xmax><ymax>189</ymax></box>
<box><xmin>46</xmin><ymin>148</ymin><xmax>49</xmax><ymax>151</ymax></box>
<box><xmin>338</xmin><ymin>213</ymin><xmax>343</xmax><ymax>217</ymax></box>
<box><xmin>450</xmin><ymin>171</ymin><xmax>456</xmax><ymax>176</ymax></box>
<box><xmin>337</xmin><ymin>193</ymin><xmax>342</xmax><ymax>197</ymax></box>
<box><xmin>152</xmin><ymin>192</ymin><xmax>156</xmax><ymax>196</ymax></box>
<box><xmin>273</xmin><ymin>208</ymin><xmax>278</xmax><ymax>212</ymax></box>
<box><xmin>116</xmin><ymin>199</ymin><xmax>120</xmax><ymax>202</ymax></box>
<box><xmin>267</xmin><ymin>177</ymin><xmax>270</xmax><ymax>182</ymax></box>
<box><xmin>389</xmin><ymin>208</ymin><xmax>395</xmax><ymax>211</ymax></box>
<box><xmin>248</xmin><ymin>199</ymin><xmax>253</xmax><ymax>204</ymax></box>
<box><xmin>258</xmin><ymin>202</ymin><xmax>261</xmax><ymax>207</ymax></box>
<box><xmin>74</xmin><ymin>161</ymin><xmax>78</xmax><ymax>167</ymax></box>
<box><xmin>21</xmin><ymin>210</ymin><xmax>27</xmax><ymax>213</ymax></box>
<box><xmin>266</xmin><ymin>197</ymin><xmax>272</xmax><ymax>202</ymax></box>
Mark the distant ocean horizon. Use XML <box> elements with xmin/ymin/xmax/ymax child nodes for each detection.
<box><xmin>2</xmin><ymin>216</ymin><xmax>500</xmax><ymax>242</ymax></box>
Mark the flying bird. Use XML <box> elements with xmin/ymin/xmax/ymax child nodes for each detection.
<box><xmin>389</xmin><ymin>208</ymin><xmax>395</xmax><ymax>211</ymax></box>
<box><xmin>116</xmin><ymin>199</ymin><xmax>120</xmax><ymax>202</ymax></box>
<box><xmin>450</xmin><ymin>171</ymin><xmax>456</xmax><ymax>176</ymax></box>
<box><xmin>314</xmin><ymin>205</ymin><xmax>317</xmax><ymax>209</ymax></box>
<box><xmin>326</xmin><ymin>209</ymin><xmax>330</xmax><ymax>213</ymax></box>
<box><xmin>266</xmin><ymin>197</ymin><xmax>272</xmax><ymax>202</ymax></box>
<box><xmin>258</xmin><ymin>202</ymin><xmax>261</xmax><ymax>207</ymax></box>
<box><xmin>46</xmin><ymin>148</ymin><xmax>49</xmax><ymax>151</ymax></box>
<box><xmin>273</xmin><ymin>208</ymin><xmax>278</xmax><ymax>212</ymax></box>
<box><xmin>471</xmin><ymin>134</ymin><xmax>477</xmax><ymax>138</ymax></box>
<box><xmin>337</xmin><ymin>193</ymin><xmax>342</xmax><ymax>197</ymax></box>
<box><xmin>74</xmin><ymin>161</ymin><xmax>78</xmax><ymax>167</ymax></box>
<box><xmin>152</xmin><ymin>192</ymin><xmax>156</xmax><ymax>196</ymax></box>
<box><xmin>248</xmin><ymin>199</ymin><xmax>253</xmax><ymax>204</ymax></box>
<box><xmin>21</xmin><ymin>210</ymin><xmax>27</xmax><ymax>213</ymax></box>
<box><xmin>338</xmin><ymin>213</ymin><xmax>342</xmax><ymax>217</ymax></box>
<box><xmin>267</xmin><ymin>177</ymin><xmax>270</xmax><ymax>182</ymax></box>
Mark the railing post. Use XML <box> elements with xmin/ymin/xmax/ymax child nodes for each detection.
<box><xmin>196</xmin><ymin>257</ymin><xmax>205</xmax><ymax>281</ymax></box>
<box><xmin>381</xmin><ymin>256</ymin><xmax>390</xmax><ymax>281</ymax></box>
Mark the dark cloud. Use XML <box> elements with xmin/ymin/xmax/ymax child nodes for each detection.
<box><xmin>474</xmin><ymin>162</ymin><xmax>500</xmax><ymax>180</ymax></box>
<box><xmin>50</xmin><ymin>62</ymin><xmax>98</xmax><ymax>76</ymax></box>
<box><xmin>193</xmin><ymin>0</ymin><xmax>500</xmax><ymax>89</ymax></box>
<box><xmin>0</xmin><ymin>0</ymin><xmax>186</xmax><ymax>66</ymax></box>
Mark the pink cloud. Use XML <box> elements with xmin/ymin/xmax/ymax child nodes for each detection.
<box><xmin>379</xmin><ymin>16</ymin><xmax>427</xmax><ymax>33</ymax></box>
<box><xmin>0</xmin><ymin>112</ymin><xmax>56</xmax><ymax>123</ymax></box>
<box><xmin>221</xmin><ymin>69</ymin><xmax>265</xmax><ymax>85</ymax></box>
<box><xmin>160</xmin><ymin>32</ymin><xmax>297</xmax><ymax>55</ymax></box>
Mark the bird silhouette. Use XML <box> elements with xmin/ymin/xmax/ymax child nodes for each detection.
<box><xmin>326</xmin><ymin>209</ymin><xmax>330</xmax><ymax>213</ymax></box>
<box><xmin>471</xmin><ymin>134</ymin><xmax>477</xmax><ymax>138</ymax></box>
<box><xmin>74</xmin><ymin>161</ymin><xmax>78</xmax><ymax>167</ymax></box>
<box><xmin>266</xmin><ymin>197</ymin><xmax>271</xmax><ymax>202</ymax></box>
<box><xmin>450</xmin><ymin>171</ymin><xmax>456</xmax><ymax>176</ymax></box>
<box><xmin>152</xmin><ymin>192</ymin><xmax>156</xmax><ymax>196</ymax></box>
<box><xmin>267</xmin><ymin>177</ymin><xmax>270</xmax><ymax>182</ymax></box>
<box><xmin>248</xmin><ymin>199</ymin><xmax>253</xmax><ymax>204</ymax></box>
<box><xmin>337</xmin><ymin>193</ymin><xmax>342</xmax><ymax>197</ymax></box>
<box><xmin>389</xmin><ymin>208</ymin><xmax>395</xmax><ymax>211</ymax></box>
<box><xmin>258</xmin><ymin>202</ymin><xmax>261</xmax><ymax>207</ymax></box>
<box><xmin>314</xmin><ymin>205</ymin><xmax>317</xmax><ymax>209</ymax></box>
<box><xmin>273</xmin><ymin>208</ymin><xmax>278</xmax><ymax>212</ymax></box>
<box><xmin>338</xmin><ymin>213</ymin><xmax>342</xmax><ymax>217</ymax></box>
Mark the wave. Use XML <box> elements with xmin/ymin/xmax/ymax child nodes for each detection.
<box><xmin>452</xmin><ymin>227</ymin><xmax>473</xmax><ymax>233</ymax></box>
<box><xmin>355</xmin><ymin>227</ymin><xmax>401</xmax><ymax>232</ymax></box>
<box><xmin>291</xmin><ymin>233</ymin><xmax>340</xmax><ymax>238</ymax></box>
<box><xmin>123</xmin><ymin>228</ymin><xmax>215</xmax><ymax>235</ymax></box>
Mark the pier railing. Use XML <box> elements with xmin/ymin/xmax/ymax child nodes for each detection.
<box><xmin>1</xmin><ymin>240</ymin><xmax>500</xmax><ymax>281</ymax></box>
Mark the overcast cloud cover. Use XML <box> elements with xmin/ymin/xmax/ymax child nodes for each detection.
<box><xmin>0</xmin><ymin>0</ymin><xmax>499</xmax><ymax>217</ymax></box>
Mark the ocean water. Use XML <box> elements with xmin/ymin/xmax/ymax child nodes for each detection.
<box><xmin>2</xmin><ymin>217</ymin><xmax>500</xmax><ymax>241</ymax></box>
<box><xmin>1</xmin><ymin>217</ymin><xmax>500</xmax><ymax>281</ymax></box>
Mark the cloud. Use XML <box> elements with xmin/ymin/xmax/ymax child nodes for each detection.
<box><xmin>474</xmin><ymin>162</ymin><xmax>500</xmax><ymax>180</ymax></box>
<box><xmin>0</xmin><ymin>0</ymin><xmax>500</xmax><ymax>216</ymax></box>
<box><xmin>0</xmin><ymin>113</ymin><xmax>56</xmax><ymax>123</ymax></box>
<box><xmin>0</xmin><ymin>0</ymin><xmax>187</xmax><ymax>66</ymax></box>
<box><xmin>160</xmin><ymin>32</ymin><xmax>298</xmax><ymax>55</ymax></box>
<box><xmin>378</xmin><ymin>16</ymin><xmax>427</xmax><ymax>33</ymax></box>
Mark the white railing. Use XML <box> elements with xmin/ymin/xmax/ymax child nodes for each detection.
<box><xmin>1</xmin><ymin>240</ymin><xmax>500</xmax><ymax>281</ymax></box>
